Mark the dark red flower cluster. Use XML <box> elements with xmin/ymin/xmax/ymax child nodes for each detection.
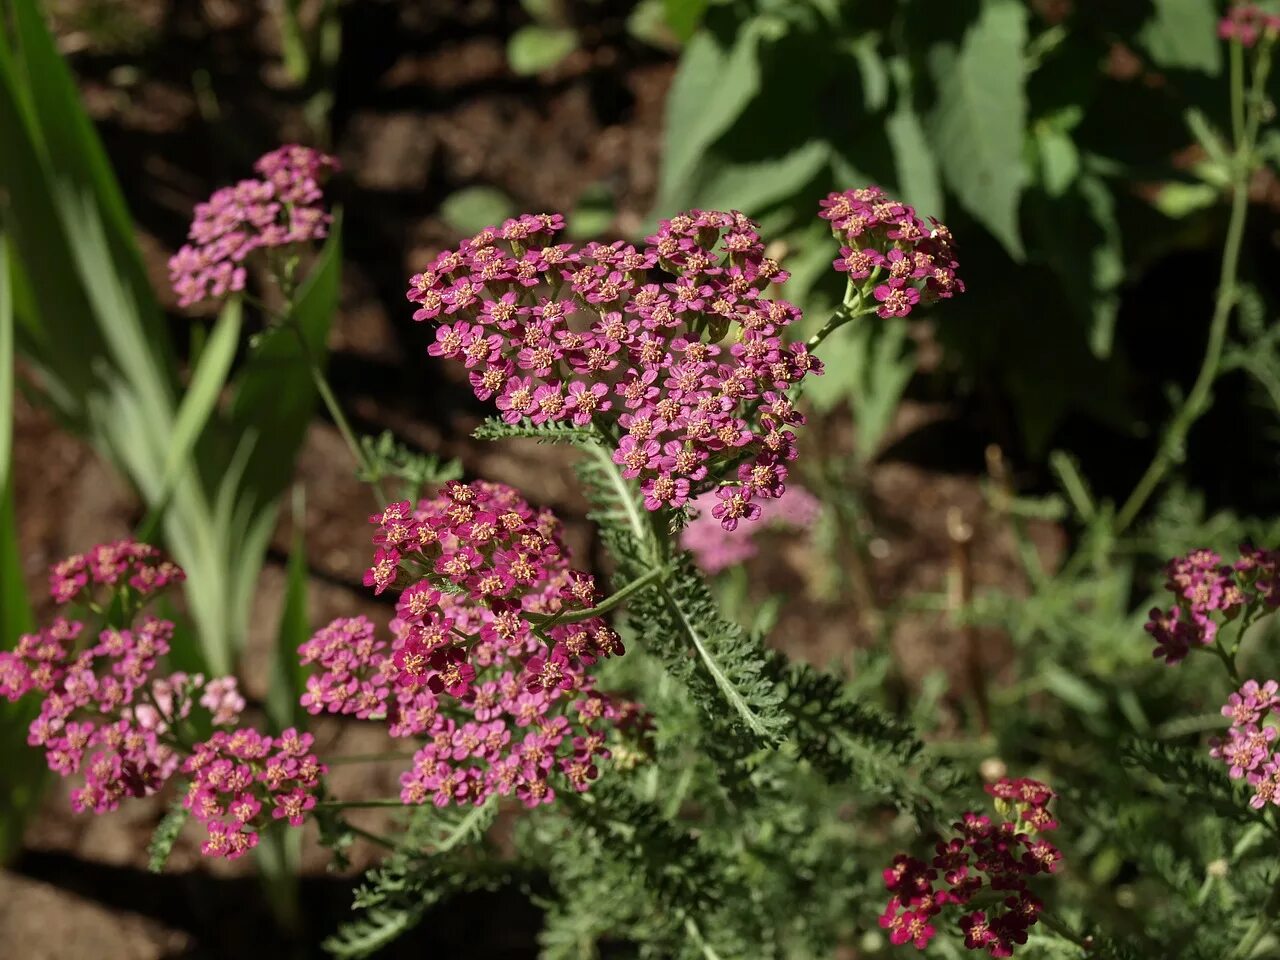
<box><xmin>819</xmin><ymin>186</ymin><xmax>963</xmax><ymax>319</ymax></box>
<box><xmin>405</xmin><ymin>209</ymin><xmax>823</xmax><ymax>528</ymax></box>
<box><xmin>879</xmin><ymin>778</ymin><xmax>1061</xmax><ymax>956</ymax></box>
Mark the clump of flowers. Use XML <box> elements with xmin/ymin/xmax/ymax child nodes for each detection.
<box><xmin>1144</xmin><ymin>546</ymin><xmax>1279</xmax><ymax>663</ymax></box>
<box><xmin>168</xmin><ymin>144</ymin><xmax>338</xmax><ymax>307</ymax></box>
<box><xmin>405</xmin><ymin>209</ymin><xmax>824</xmax><ymax>529</ymax></box>
<box><xmin>1210</xmin><ymin>679</ymin><xmax>1280</xmax><ymax>808</ymax></box>
<box><xmin>299</xmin><ymin>479</ymin><xmax>637</xmax><ymax>808</ymax></box>
<box><xmin>183</xmin><ymin>725</ymin><xmax>325</xmax><ymax>860</ymax></box>
<box><xmin>1219</xmin><ymin>4</ymin><xmax>1280</xmax><ymax>46</ymax></box>
<box><xmin>681</xmin><ymin>484</ymin><xmax>822</xmax><ymax>574</ymax></box>
<box><xmin>879</xmin><ymin>777</ymin><xmax>1061</xmax><ymax>957</ymax></box>
<box><xmin>819</xmin><ymin>186</ymin><xmax>963</xmax><ymax>319</ymax></box>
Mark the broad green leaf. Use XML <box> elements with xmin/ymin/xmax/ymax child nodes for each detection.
<box><xmin>663</xmin><ymin>0</ymin><xmax>710</xmax><ymax>42</ymax></box>
<box><xmin>0</xmin><ymin>233</ymin><xmax>42</xmax><ymax>864</ymax></box>
<box><xmin>926</xmin><ymin>0</ymin><xmax>1028</xmax><ymax>258</ymax></box>
<box><xmin>1035</xmin><ymin>126</ymin><xmax>1080</xmax><ymax>197</ymax></box>
<box><xmin>9</xmin><ymin>0</ymin><xmax>174</xmax><ymax>375</ymax></box>
<box><xmin>688</xmin><ymin>140</ymin><xmax>830</xmax><ymax>217</ymax></box>
<box><xmin>655</xmin><ymin>17</ymin><xmax>766</xmax><ymax>215</ymax></box>
<box><xmin>507</xmin><ymin>25</ymin><xmax>578</xmax><ymax>76</ymax></box>
<box><xmin>1137</xmin><ymin>0</ymin><xmax>1221</xmax><ymax>75</ymax></box>
<box><xmin>266</xmin><ymin>486</ymin><xmax>312</xmax><ymax>733</ymax></box>
<box><xmin>440</xmin><ymin>187</ymin><xmax>516</xmax><ymax>235</ymax></box>
<box><xmin>153</xmin><ymin>298</ymin><xmax>244</xmax><ymax>517</ymax></box>
<box><xmin>886</xmin><ymin>55</ymin><xmax>943</xmax><ymax>217</ymax></box>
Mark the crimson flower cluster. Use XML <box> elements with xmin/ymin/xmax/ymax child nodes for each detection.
<box><xmin>300</xmin><ymin>479</ymin><xmax>634</xmax><ymax>808</ymax></box>
<box><xmin>820</xmin><ymin>187</ymin><xmax>963</xmax><ymax>319</ymax></box>
<box><xmin>48</xmin><ymin>538</ymin><xmax>185</xmax><ymax>605</ymax></box>
<box><xmin>1145</xmin><ymin>546</ymin><xmax>1279</xmax><ymax>663</ymax></box>
<box><xmin>1219</xmin><ymin>4</ymin><xmax>1280</xmax><ymax>46</ymax></box>
<box><xmin>168</xmin><ymin>144</ymin><xmax>337</xmax><ymax>307</ymax></box>
<box><xmin>1210</xmin><ymin>679</ymin><xmax>1280</xmax><ymax>809</ymax></box>
<box><xmin>879</xmin><ymin>778</ymin><xmax>1062</xmax><ymax>957</ymax></box>
<box><xmin>406</xmin><ymin>209</ymin><xmax>824</xmax><ymax>529</ymax></box>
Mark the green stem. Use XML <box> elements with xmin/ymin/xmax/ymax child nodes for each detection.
<box><xmin>341</xmin><ymin>820</ymin><xmax>399</xmax><ymax>850</ymax></box>
<box><xmin>1229</xmin><ymin>871</ymin><xmax>1280</xmax><ymax>959</ymax></box>
<box><xmin>1114</xmin><ymin>39</ymin><xmax>1271</xmax><ymax>534</ymax></box>
<box><xmin>314</xmin><ymin>798</ymin><xmax>410</xmax><ymax>810</ymax></box>
<box><xmin>1034</xmin><ymin>910</ymin><xmax>1089</xmax><ymax>951</ymax></box>
<box><xmin>527</xmin><ymin>563</ymin><xmax>672</xmax><ymax>628</ymax></box>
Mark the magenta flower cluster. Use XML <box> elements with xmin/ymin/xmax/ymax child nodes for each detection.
<box><xmin>879</xmin><ymin>778</ymin><xmax>1061</xmax><ymax>957</ymax></box>
<box><xmin>0</xmin><ymin>543</ymin><xmax>243</xmax><ymax>823</ymax></box>
<box><xmin>406</xmin><ymin>209</ymin><xmax>824</xmax><ymax>529</ymax></box>
<box><xmin>1219</xmin><ymin>4</ymin><xmax>1280</xmax><ymax>46</ymax></box>
<box><xmin>1210</xmin><ymin>679</ymin><xmax>1280</xmax><ymax>809</ymax></box>
<box><xmin>0</xmin><ymin>539</ymin><xmax>329</xmax><ymax>860</ymax></box>
<box><xmin>183</xmin><ymin>726</ymin><xmax>325</xmax><ymax>860</ymax></box>
<box><xmin>48</xmin><ymin>538</ymin><xmax>185</xmax><ymax>605</ymax></box>
<box><xmin>299</xmin><ymin>479</ymin><xmax>635</xmax><ymax>808</ymax></box>
<box><xmin>168</xmin><ymin>144</ymin><xmax>337</xmax><ymax>307</ymax></box>
<box><xmin>680</xmin><ymin>484</ymin><xmax>822</xmax><ymax>575</ymax></box>
<box><xmin>1145</xmin><ymin>546</ymin><xmax>1279</xmax><ymax>663</ymax></box>
<box><xmin>820</xmin><ymin>186</ymin><xmax>963</xmax><ymax>319</ymax></box>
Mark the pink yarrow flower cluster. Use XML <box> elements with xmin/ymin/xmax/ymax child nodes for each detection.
<box><xmin>299</xmin><ymin>479</ymin><xmax>637</xmax><ymax>808</ymax></box>
<box><xmin>879</xmin><ymin>778</ymin><xmax>1061</xmax><ymax>957</ymax></box>
<box><xmin>182</xmin><ymin>726</ymin><xmax>325</xmax><ymax>860</ymax></box>
<box><xmin>0</xmin><ymin>542</ymin><xmax>254</xmax><ymax>832</ymax></box>
<box><xmin>406</xmin><ymin>209</ymin><xmax>824</xmax><ymax>529</ymax></box>
<box><xmin>1219</xmin><ymin>4</ymin><xmax>1280</xmax><ymax>46</ymax></box>
<box><xmin>1145</xmin><ymin>546</ymin><xmax>1279</xmax><ymax>663</ymax></box>
<box><xmin>1209</xmin><ymin>679</ymin><xmax>1280</xmax><ymax>808</ymax></box>
<box><xmin>680</xmin><ymin>484</ymin><xmax>822</xmax><ymax>574</ymax></box>
<box><xmin>820</xmin><ymin>186</ymin><xmax>963</xmax><ymax>319</ymax></box>
<box><xmin>168</xmin><ymin>144</ymin><xmax>337</xmax><ymax>307</ymax></box>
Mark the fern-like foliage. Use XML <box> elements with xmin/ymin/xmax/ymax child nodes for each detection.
<box><xmin>1121</xmin><ymin>739</ymin><xmax>1257</xmax><ymax>824</ymax></box>
<box><xmin>573</xmin><ymin>440</ymin><xmax>791</xmax><ymax>748</ymax></box>
<box><xmin>325</xmin><ymin>801</ymin><xmax>501</xmax><ymax>958</ymax></box>
<box><xmin>779</xmin><ymin>659</ymin><xmax>969</xmax><ymax>818</ymax></box>
<box><xmin>146</xmin><ymin>791</ymin><xmax>189</xmax><ymax>873</ymax></box>
<box><xmin>472</xmin><ymin>417</ymin><xmax>600</xmax><ymax>445</ymax></box>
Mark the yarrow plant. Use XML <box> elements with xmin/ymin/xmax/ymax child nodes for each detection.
<box><xmin>12</xmin><ymin>143</ymin><xmax>1000</xmax><ymax>954</ymax></box>
<box><xmin>879</xmin><ymin>778</ymin><xmax>1062</xmax><ymax>957</ymax></box>
<box><xmin>168</xmin><ymin>144</ymin><xmax>338</xmax><ymax>307</ymax></box>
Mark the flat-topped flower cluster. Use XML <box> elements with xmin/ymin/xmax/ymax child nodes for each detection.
<box><xmin>168</xmin><ymin>144</ymin><xmax>338</xmax><ymax>307</ymax></box>
<box><xmin>1211</xmin><ymin>678</ymin><xmax>1280</xmax><ymax>808</ymax></box>
<box><xmin>0</xmin><ymin>540</ymin><xmax>327</xmax><ymax>859</ymax></box>
<box><xmin>406</xmin><ymin>210</ymin><xmax>824</xmax><ymax>529</ymax></box>
<box><xmin>879</xmin><ymin>778</ymin><xmax>1062</xmax><ymax>957</ymax></box>
<box><xmin>820</xmin><ymin>186</ymin><xmax>963</xmax><ymax>319</ymax></box>
<box><xmin>300</xmin><ymin>479</ymin><xmax>635</xmax><ymax>808</ymax></box>
<box><xmin>1145</xmin><ymin>546</ymin><xmax>1280</xmax><ymax>663</ymax></box>
<box><xmin>1220</xmin><ymin>3</ymin><xmax>1280</xmax><ymax>46</ymax></box>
